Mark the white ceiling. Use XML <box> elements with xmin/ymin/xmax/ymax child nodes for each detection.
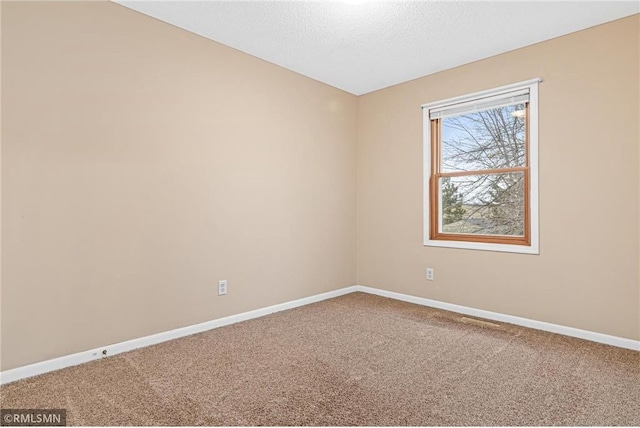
<box><xmin>115</xmin><ymin>1</ymin><xmax>639</xmax><ymax>95</ymax></box>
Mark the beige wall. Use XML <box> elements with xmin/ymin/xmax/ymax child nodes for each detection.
<box><xmin>1</xmin><ymin>3</ymin><xmax>638</xmax><ymax>372</ymax></box>
<box><xmin>357</xmin><ymin>15</ymin><xmax>640</xmax><ymax>341</ymax></box>
<box><xmin>1</xmin><ymin>2</ymin><xmax>357</xmax><ymax>370</ymax></box>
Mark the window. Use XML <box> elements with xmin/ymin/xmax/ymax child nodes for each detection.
<box><xmin>423</xmin><ymin>79</ymin><xmax>540</xmax><ymax>254</ymax></box>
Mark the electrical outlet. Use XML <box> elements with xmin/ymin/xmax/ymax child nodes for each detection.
<box><xmin>218</xmin><ymin>280</ymin><xmax>227</xmax><ymax>296</ymax></box>
<box><xmin>426</xmin><ymin>268</ymin><xmax>434</xmax><ymax>281</ymax></box>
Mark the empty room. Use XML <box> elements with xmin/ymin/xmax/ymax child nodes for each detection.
<box><xmin>1</xmin><ymin>0</ymin><xmax>639</xmax><ymax>426</ymax></box>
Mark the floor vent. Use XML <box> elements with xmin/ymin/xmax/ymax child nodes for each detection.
<box><xmin>459</xmin><ymin>317</ymin><xmax>502</xmax><ymax>329</ymax></box>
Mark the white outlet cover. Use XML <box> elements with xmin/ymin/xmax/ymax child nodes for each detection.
<box><xmin>426</xmin><ymin>268</ymin><xmax>434</xmax><ymax>281</ymax></box>
<box><xmin>218</xmin><ymin>280</ymin><xmax>227</xmax><ymax>296</ymax></box>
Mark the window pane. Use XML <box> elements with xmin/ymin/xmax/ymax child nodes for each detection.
<box><xmin>440</xmin><ymin>172</ymin><xmax>525</xmax><ymax>236</ymax></box>
<box><xmin>441</xmin><ymin>104</ymin><xmax>526</xmax><ymax>173</ymax></box>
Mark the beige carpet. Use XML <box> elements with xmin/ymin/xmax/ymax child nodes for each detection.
<box><xmin>1</xmin><ymin>292</ymin><xmax>639</xmax><ymax>426</ymax></box>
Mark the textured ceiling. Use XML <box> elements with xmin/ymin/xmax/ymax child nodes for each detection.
<box><xmin>114</xmin><ymin>1</ymin><xmax>639</xmax><ymax>95</ymax></box>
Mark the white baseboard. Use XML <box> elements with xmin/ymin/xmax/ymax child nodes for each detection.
<box><xmin>1</xmin><ymin>284</ymin><xmax>637</xmax><ymax>385</ymax></box>
<box><xmin>355</xmin><ymin>285</ymin><xmax>640</xmax><ymax>352</ymax></box>
<box><xmin>0</xmin><ymin>286</ymin><xmax>358</xmax><ymax>385</ymax></box>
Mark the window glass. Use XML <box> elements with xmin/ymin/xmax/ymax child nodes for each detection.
<box><xmin>441</xmin><ymin>104</ymin><xmax>526</xmax><ymax>173</ymax></box>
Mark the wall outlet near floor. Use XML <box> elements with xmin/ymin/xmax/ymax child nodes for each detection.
<box><xmin>426</xmin><ymin>268</ymin><xmax>434</xmax><ymax>281</ymax></box>
<box><xmin>218</xmin><ymin>280</ymin><xmax>227</xmax><ymax>296</ymax></box>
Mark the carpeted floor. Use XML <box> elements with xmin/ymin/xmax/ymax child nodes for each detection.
<box><xmin>1</xmin><ymin>292</ymin><xmax>639</xmax><ymax>426</ymax></box>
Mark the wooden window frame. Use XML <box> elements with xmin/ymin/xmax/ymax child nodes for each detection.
<box><xmin>422</xmin><ymin>79</ymin><xmax>540</xmax><ymax>254</ymax></box>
